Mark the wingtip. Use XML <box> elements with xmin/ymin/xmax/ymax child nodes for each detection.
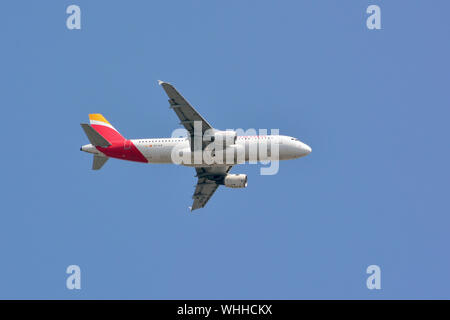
<box><xmin>157</xmin><ymin>80</ymin><xmax>165</xmax><ymax>85</ymax></box>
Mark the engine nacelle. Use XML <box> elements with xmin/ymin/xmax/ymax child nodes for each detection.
<box><xmin>223</xmin><ymin>174</ymin><xmax>248</xmax><ymax>188</ymax></box>
<box><xmin>214</xmin><ymin>130</ymin><xmax>237</xmax><ymax>148</ymax></box>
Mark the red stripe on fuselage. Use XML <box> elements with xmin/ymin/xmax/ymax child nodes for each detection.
<box><xmin>96</xmin><ymin>140</ymin><xmax>148</xmax><ymax>163</ymax></box>
<box><xmin>91</xmin><ymin>124</ymin><xmax>147</xmax><ymax>163</ymax></box>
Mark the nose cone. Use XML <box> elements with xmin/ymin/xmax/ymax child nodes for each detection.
<box><xmin>296</xmin><ymin>141</ymin><xmax>312</xmax><ymax>157</ymax></box>
<box><xmin>303</xmin><ymin>143</ymin><xmax>312</xmax><ymax>155</ymax></box>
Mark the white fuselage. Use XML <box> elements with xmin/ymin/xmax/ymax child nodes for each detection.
<box><xmin>127</xmin><ymin>135</ymin><xmax>311</xmax><ymax>166</ymax></box>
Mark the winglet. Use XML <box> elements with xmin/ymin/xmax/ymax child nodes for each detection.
<box><xmin>158</xmin><ymin>80</ymin><xmax>164</xmax><ymax>85</ymax></box>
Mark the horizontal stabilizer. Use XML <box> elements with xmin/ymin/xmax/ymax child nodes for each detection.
<box><xmin>92</xmin><ymin>155</ymin><xmax>108</xmax><ymax>170</ymax></box>
<box><xmin>80</xmin><ymin>123</ymin><xmax>111</xmax><ymax>147</ymax></box>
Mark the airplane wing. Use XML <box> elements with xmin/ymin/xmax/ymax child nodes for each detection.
<box><xmin>158</xmin><ymin>81</ymin><xmax>228</xmax><ymax>211</ymax></box>
<box><xmin>158</xmin><ymin>81</ymin><xmax>214</xmax><ymax>151</ymax></box>
<box><xmin>191</xmin><ymin>166</ymin><xmax>233</xmax><ymax>211</ymax></box>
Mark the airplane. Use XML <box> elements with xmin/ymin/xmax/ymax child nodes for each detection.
<box><xmin>80</xmin><ymin>81</ymin><xmax>311</xmax><ymax>211</ymax></box>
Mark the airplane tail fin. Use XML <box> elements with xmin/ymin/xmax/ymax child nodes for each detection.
<box><xmin>92</xmin><ymin>155</ymin><xmax>108</xmax><ymax>170</ymax></box>
<box><xmin>80</xmin><ymin>123</ymin><xmax>111</xmax><ymax>147</ymax></box>
<box><xmin>80</xmin><ymin>114</ymin><xmax>127</xmax><ymax>171</ymax></box>
<box><xmin>87</xmin><ymin>114</ymin><xmax>125</xmax><ymax>143</ymax></box>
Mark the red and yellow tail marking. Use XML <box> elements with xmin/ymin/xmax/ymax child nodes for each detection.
<box><xmin>89</xmin><ymin>114</ymin><xmax>116</xmax><ymax>129</ymax></box>
<box><xmin>88</xmin><ymin>113</ymin><xmax>147</xmax><ymax>163</ymax></box>
<box><xmin>89</xmin><ymin>113</ymin><xmax>124</xmax><ymax>142</ymax></box>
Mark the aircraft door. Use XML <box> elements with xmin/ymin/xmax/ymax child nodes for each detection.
<box><xmin>124</xmin><ymin>139</ymin><xmax>132</xmax><ymax>150</ymax></box>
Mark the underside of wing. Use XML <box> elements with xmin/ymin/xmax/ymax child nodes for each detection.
<box><xmin>191</xmin><ymin>181</ymin><xmax>219</xmax><ymax>211</ymax></box>
<box><xmin>191</xmin><ymin>166</ymin><xmax>233</xmax><ymax>211</ymax></box>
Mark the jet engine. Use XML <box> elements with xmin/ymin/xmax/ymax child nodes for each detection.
<box><xmin>223</xmin><ymin>174</ymin><xmax>248</xmax><ymax>188</ymax></box>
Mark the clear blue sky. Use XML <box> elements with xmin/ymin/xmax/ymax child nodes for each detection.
<box><xmin>1</xmin><ymin>1</ymin><xmax>449</xmax><ymax>299</ymax></box>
